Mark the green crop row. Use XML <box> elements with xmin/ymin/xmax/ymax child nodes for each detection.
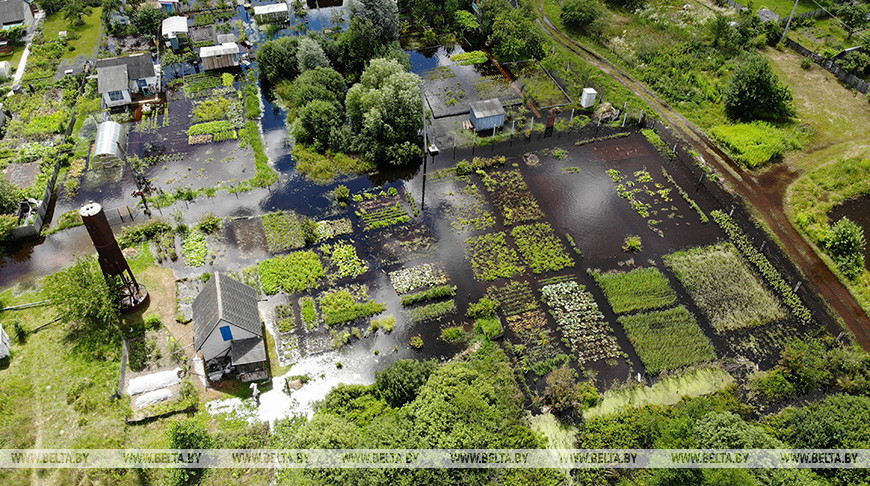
<box><xmin>618</xmin><ymin>306</ymin><xmax>716</xmax><ymax>374</ymax></box>
<box><xmin>711</xmin><ymin>211</ymin><xmax>814</xmax><ymax>323</ymax></box>
<box><xmin>589</xmin><ymin>266</ymin><xmax>677</xmax><ymax>315</ymax></box>
<box><xmin>400</xmin><ymin>284</ymin><xmax>457</xmax><ymax>307</ymax></box>
<box><xmin>407</xmin><ymin>299</ymin><xmax>457</xmax><ymax>323</ymax></box>
<box><xmin>661</xmin><ymin>168</ymin><xmax>708</xmax><ymax>223</ymax></box>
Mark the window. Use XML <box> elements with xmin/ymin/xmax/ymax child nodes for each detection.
<box><xmin>219</xmin><ymin>326</ymin><xmax>233</xmax><ymax>341</ymax></box>
<box><xmin>108</xmin><ymin>90</ymin><xmax>124</xmax><ymax>101</ymax></box>
<box><xmin>137</xmin><ymin>78</ymin><xmax>148</xmax><ymax>88</ymax></box>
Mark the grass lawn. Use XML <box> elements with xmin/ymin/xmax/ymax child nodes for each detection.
<box><xmin>584</xmin><ymin>367</ymin><xmax>735</xmax><ymax>418</ymax></box>
<box><xmin>43</xmin><ymin>7</ymin><xmax>103</xmax><ymax>60</ymax></box>
<box><xmin>791</xmin><ymin>17</ymin><xmax>863</xmax><ymax>53</ymax></box>
<box><xmin>663</xmin><ymin>243</ymin><xmax>787</xmax><ymax>332</ymax></box>
<box><xmin>589</xmin><ymin>266</ymin><xmax>677</xmax><ymax>314</ymax></box>
<box><xmin>0</xmin><ymin>44</ymin><xmax>25</xmax><ymax>73</ymax></box>
<box><xmin>618</xmin><ymin>306</ymin><xmax>717</xmax><ymax>374</ymax></box>
<box><xmin>756</xmin><ymin>0</ymin><xmax>827</xmax><ymax>17</ymax></box>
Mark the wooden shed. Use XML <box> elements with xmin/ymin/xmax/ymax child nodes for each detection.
<box><xmin>253</xmin><ymin>3</ymin><xmax>289</xmax><ymax>22</ymax></box>
<box><xmin>469</xmin><ymin>98</ymin><xmax>505</xmax><ymax>131</ymax></box>
<box><xmin>200</xmin><ymin>43</ymin><xmax>240</xmax><ymax>71</ymax></box>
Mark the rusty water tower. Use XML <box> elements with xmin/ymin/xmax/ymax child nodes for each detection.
<box><xmin>79</xmin><ymin>202</ymin><xmax>149</xmax><ymax>313</ymax></box>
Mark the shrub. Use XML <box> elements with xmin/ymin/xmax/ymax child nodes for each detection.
<box><xmin>561</xmin><ymin>0</ymin><xmax>603</xmax><ymax>30</ymax></box>
<box><xmin>440</xmin><ymin>326</ymin><xmax>466</xmax><ymax>344</ymax></box>
<box><xmin>410</xmin><ymin>335</ymin><xmax>424</xmax><ymax>349</ymax></box>
<box><xmin>750</xmin><ymin>369</ymin><xmax>796</xmax><ymax>403</ymax></box>
<box><xmin>622</xmin><ymin>235</ymin><xmax>642</xmax><ymax>252</ymax></box>
<box><xmin>467</xmin><ymin>297</ymin><xmax>500</xmax><ymax>319</ymax></box>
<box><xmin>475</xmin><ymin>316</ymin><xmax>503</xmax><ymax>339</ymax></box>
<box><xmin>400</xmin><ymin>285</ymin><xmax>456</xmax><ymax>306</ymax></box>
<box><xmin>375</xmin><ymin>359</ymin><xmax>436</xmax><ymax>407</ymax></box>
<box><xmin>723</xmin><ymin>55</ymin><xmax>795</xmax><ymax>122</ymax></box>
<box><xmin>334</xmin><ymin>185</ymin><xmax>350</xmax><ymax>205</ymax></box>
<box><xmin>544</xmin><ymin>366</ymin><xmax>599</xmax><ymax>413</ymax></box>
<box><xmin>825</xmin><ymin>217</ymin><xmax>865</xmax><ymax>280</ymax></box>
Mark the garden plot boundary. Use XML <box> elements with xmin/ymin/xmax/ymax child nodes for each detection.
<box><xmin>503</xmin><ymin>60</ymin><xmax>573</xmax><ymax>110</ymax></box>
<box><xmin>633</xmin><ymin>117</ymin><xmax>849</xmax><ymax>343</ymax></box>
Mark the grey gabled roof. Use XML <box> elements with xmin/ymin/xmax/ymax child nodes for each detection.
<box><xmin>193</xmin><ymin>272</ymin><xmax>261</xmax><ymax>351</ymax></box>
<box><xmin>96</xmin><ymin>53</ymin><xmax>155</xmax><ymax>81</ymax></box>
<box><xmin>97</xmin><ymin>64</ymin><xmax>128</xmax><ymax>94</ymax></box>
<box><xmin>470</xmin><ymin>98</ymin><xmax>505</xmax><ymax>119</ymax></box>
<box><xmin>0</xmin><ymin>0</ymin><xmax>25</xmax><ymax>25</ymax></box>
<box><xmin>230</xmin><ymin>338</ymin><xmax>266</xmax><ymax>366</ymax></box>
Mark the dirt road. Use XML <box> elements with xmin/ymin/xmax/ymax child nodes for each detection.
<box><xmin>535</xmin><ymin>6</ymin><xmax>870</xmax><ymax>350</ymax></box>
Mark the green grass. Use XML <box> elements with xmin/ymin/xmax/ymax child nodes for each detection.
<box><xmin>510</xmin><ymin>61</ymin><xmax>569</xmax><ymax>107</ymax></box>
<box><xmin>319</xmin><ymin>286</ymin><xmax>385</xmax><ymax>326</ymax></box>
<box><xmin>292</xmin><ymin>144</ymin><xmax>376</xmax><ymax>184</ymax></box>
<box><xmin>43</xmin><ymin>8</ymin><xmax>103</xmax><ymax>60</ymax></box>
<box><xmin>584</xmin><ymin>367</ymin><xmax>735</xmax><ymax>418</ymax></box>
<box><xmin>589</xmin><ymin>267</ymin><xmax>677</xmax><ymax>314</ymax></box>
<box><xmin>618</xmin><ymin>306</ymin><xmax>716</xmax><ymax>374</ymax></box>
<box><xmin>511</xmin><ymin>223</ymin><xmax>573</xmax><ymax>274</ymax></box>
<box><xmin>663</xmin><ymin>243</ymin><xmax>787</xmax><ymax>332</ymax></box>
<box><xmin>400</xmin><ymin>284</ymin><xmax>457</xmax><ymax>306</ymax></box>
<box><xmin>709</xmin><ymin>122</ymin><xmax>809</xmax><ymax>169</ymax></box>
<box><xmin>757</xmin><ymin>0</ymin><xmax>828</xmax><ymax>17</ymax></box>
<box><xmin>261</xmin><ymin>211</ymin><xmax>308</xmax><ymax>253</ymax></box>
<box><xmin>465</xmin><ymin>232</ymin><xmax>526</xmax><ymax>281</ymax></box>
<box><xmin>408</xmin><ymin>299</ymin><xmax>457</xmax><ymax>323</ymax></box>
<box><xmin>0</xmin><ymin>44</ymin><xmax>25</xmax><ymax>73</ymax></box>
<box><xmin>258</xmin><ymin>251</ymin><xmax>324</xmax><ymax>295</ymax></box>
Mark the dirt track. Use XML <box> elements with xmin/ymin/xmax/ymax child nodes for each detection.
<box><xmin>534</xmin><ymin>6</ymin><xmax>870</xmax><ymax>350</ymax></box>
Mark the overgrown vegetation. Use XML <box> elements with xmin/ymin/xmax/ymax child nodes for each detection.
<box><xmin>511</xmin><ymin>223</ymin><xmax>573</xmax><ymax>273</ymax></box>
<box><xmin>258</xmin><ymin>251</ymin><xmax>325</xmax><ymax>295</ymax></box>
<box><xmin>589</xmin><ymin>266</ymin><xmax>677</xmax><ymax>314</ymax></box>
<box><xmin>618</xmin><ymin>306</ymin><xmax>717</xmax><ymax>374</ymax></box>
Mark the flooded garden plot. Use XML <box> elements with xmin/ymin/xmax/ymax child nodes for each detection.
<box><xmin>503</xmin><ymin>60</ymin><xmax>571</xmax><ymax>109</ymax></box>
<box><xmin>412</xmin><ymin>46</ymin><xmax>522</xmax><ymax>119</ymax></box>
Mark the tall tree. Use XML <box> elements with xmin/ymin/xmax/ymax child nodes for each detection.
<box><xmin>837</xmin><ymin>3</ymin><xmax>869</xmax><ymax>39</ymax></box>
<box><xmin>292</xmin><ymin>100</ymin><xmax>340</xmax><ymax>151</ymax></box>
<box><xmin>257</xmin><ymin>37</ymin><xmax>300</xmax><ymax>84</ymax></box>
<box><xmin>297</xmin><ymin>36</ymin><xmax>331</xmax><ymax>73</ymax></box>
<box><xmin>346</xmin><ymin>0</ymin><xmax>399</xmax><ymax>44</ymax></box>
<box><xmin>62</xmin><ymin>0</ymin><xmax>93</xmax><ymax>26</ymax></box>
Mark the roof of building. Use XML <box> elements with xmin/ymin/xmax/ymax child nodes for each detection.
<box><xmin>189</xmin><ymin>24</ymin><xmax>215</xmax><ymax>43</ymax></box>
<box><xmin>230</xmin><ymin>338</ymin><xmax>266</xmax><ymax>366</ymax></box>
<box><xmin>96</xmin><ymin>53</ymin><xmax>156</xmax><ymax>82</ymax></box>
<box><xmin>93</xmin><ymin>121</ymin><xmax>128</xmax><ymax>158</ymax></box>
<box><xmin>470</xmin><ymin>98</ymin><xmax>505</xmax><ymax>119</ymax></box>
<box><xmin>0</xmin><ymin>0</ymin><xmax>26</xmax><ymax>25</ymax></box>
<box><xmin>97</xmin><ymin>64</ymin><xmax>129</xmax><ymax>94</ymax></box>
<box><xmin>162</xmin><ymin>16</ymin><xmax>188</xmax><ymax>37</ymax></box>
<box><xmin>253</xmin><ymin>3</ymin><xmax>288</xmax><ymax>15</ymax></box>
<box><xmin>216</xmin><ymin>33</ymin><xmax>236</xmax><ymax>44</ymax></box>
<box><xmin>201</xmin><ymin>42</ymin><xmax>239</xmax><ymax>57</ymax></box>
<box><xmin>757</xmin><ymin>8</ymin><xmax>780</xmax><ymax>22</ymax></box>
<box><xmin>193</xmin><ymin>272</ymin><xmax>261</xmax><ymax>351</ymax></box>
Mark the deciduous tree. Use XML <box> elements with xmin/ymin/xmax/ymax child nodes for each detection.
<box><xmin>826</xmin><ymin>217</ymin><xmax>866</xmax><ymax>280</ymax></box>
<box><xmin>723</xmin><ymin>54</ymin><xmax>794</xmax><ymax>121</ymax></box>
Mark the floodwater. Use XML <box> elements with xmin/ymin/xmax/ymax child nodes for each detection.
<box><xmin>0</xmin><ymin>2</ymin><xmax>842</xmax><ymax>421</ymax></box>
<box><xmin>830</xmin><ymin>195</ymin><xmax>870</xmax><ymax>270</ymax></box>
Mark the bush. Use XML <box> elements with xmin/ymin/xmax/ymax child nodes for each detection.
<box><xmin>475</xmin><ymin>316</ymin><xmax>503</xmax><ymax>339</ymax></box>
<box><xmin>800</xmin><ymin>57</ymin><xmax>813</xmax><ymax>70</ymax></box>
<box><xmin>375</xmin><ymin>359</ymin><xmax>436</xmax><ymax>407</ymax></box>
<box><xmin>622</xmin><ymin>234</ymin><xmax>642</xmax><ymax>252</ymax></box>
<box><xmin>825</xmin><ymin>217</ymin><xmax>865</xmax><ymax>280</ymax></box>
<box><xmin>334</xmin><ymin>185</ymin><xmax>350</xmax><ymax>205</ymax></box>
<box><xmin>561</xmin><ymin>0</ymin><xmax>603</xmax><ymax>30</ymax></box>
<box><xmin>544</xmin><ymin>366</ymin><xmax>599</xmax><ymax>413</ymax></box>
<box><xmin>750</xmin><ymin>369</ymin><xmax>796</xmax><ymax>403</ymax></box>
<box><xmin>467</xmin><ymin>297</ymin><xmax>499</xmax><ymax>319</ymax></box>
<box><xmin>723</xmin><ymin>55</ymin><xmax>795</xmax><ymax>122</ymax></box>
<box><xmin>440</xmin><ymin>326</ymin><xmax>466</xmax><ymax>344</ymax></box>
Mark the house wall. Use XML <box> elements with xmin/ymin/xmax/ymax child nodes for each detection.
<box><xmin>199</xmin><ymin>320</ymin><xmax>259</xmax><ymax>363</ymax></box>
<box><xmin>129</xmin><ymin>75</ymin><xmax>159</xmax><ymax>95</ymax></box>
<box><xmin>470</xmin><ymin>113</ymin><xmax>504</xmax><ymax>131</ymax></box>
<box><xmin>201</xmin><ymin>54</ymin><xmax>239</xmax><ymax>71</ymax></box>
<box><xmin>102</xmin><ymin>90</ymin><xmax>131</xmax><ymax>108</ymax></box>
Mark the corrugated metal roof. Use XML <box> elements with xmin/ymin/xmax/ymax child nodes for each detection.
<box><xmin>97</xmin><ymin>64</ymin><xmax>128</xmax><ymax>94</ymax></box>
<box><xmin>230</xmin><ymin>338</ymin><xmax>266</xmax><ymax>365</ymax></box>
<box><xmin>470</xmin><ymin>98</ymin><xmax>505</xmax><ymax>119</ymax></box>
<box><xmin>93</xmin><ymin>121</ymin><xmax>127</xmax><ymax>159</ymax></box>
<box><xmin>253</xmin><ymin>3</ymin><xmax>288</xmax><ymax>15</ymax></box>
<box><xmin>201</xmin><ymin>42</ymin><xmax>239</xmax><ymax>58</ymax></box>
<box><xmin>193</xmin><ymin>272</ymin><xmax>261</xmax><ymax>351</ymax></box>
<box><xmin>162</xmin><ymin>16</ymin><xmax>188</xmax><ymax>37</ymax></box>
<box><xmin>216</xmin><ymin>33</ymin><xmax>236</xmax><ymax>44</ymax></box>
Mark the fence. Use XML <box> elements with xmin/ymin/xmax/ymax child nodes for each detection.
<box><xmin>785</xmin><ymin>38</ymin><xmax>870</xmax><ymax>94</ymax></box>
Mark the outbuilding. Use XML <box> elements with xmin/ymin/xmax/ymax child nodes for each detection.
<box><xmin>0</xmin><ymin>323</ymin><xmax>9</xmax><ymax>360</ymax></box>
<box><xmin>0</xmin><ymin>0</ymin><xmax>34</xmax><ymax>31</ymax></box>
<box><xmin>92</xmin><ymin>121</ymin><xmax>128</xmax><ymax>165</ymax></box>
<box><xmin>253</xmin><ymin>3</ymin><xmax>289</xmax><ymax>23</ymax></box>
<box><xmin>161</xmin><ymin>16</ymin><xmax>188</xmax><ymax>50</ymax></box>
<box><xmin>469</xmin><ymin>98</ymin><xmax>505</xmax><ymax>131</ymax></box>
<box><xmin>193</xmin><ymin>272</ymin><xmax>268</xmax><ymax>382</ymax></box>
<box><xmin>200</xmin><ymin>43</ymin><xmax>240</xmax><ymax>71</ymax></box>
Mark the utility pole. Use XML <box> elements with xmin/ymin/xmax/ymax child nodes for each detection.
<box><xmin>780</xmin><ymin>0</ymin><xmax>800</xmax><ymax>44</ymax></box>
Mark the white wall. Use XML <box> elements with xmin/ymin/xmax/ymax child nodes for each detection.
<box><xmin>102</xmin><ymin>90</ymin><xmax>131</xmax><ymax>108</ymax></box>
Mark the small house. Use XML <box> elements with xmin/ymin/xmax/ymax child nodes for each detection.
<box><xmin>0</xmin><ymin>0</ymin><xmax>34</xmax><ymax>31</ymax></box>
<box><xmin>158</xmin><ymin>0</ymin><xmax>182</xmax><ymax>14</ymax></box>
<box><xmin>0</xmin><ymin>323</ymin><xmax>9</xmax><ymax>360</ymax></box>
<box><xmin>253</xmin><ymin>3</ymin><xmax>290</xmax><ymax>23</ymax></box>
<box><xmin>92</xmin><ymin>121</ymin><xmax>128</xmax><ymax>165</ymax></box>
<box><xmin>469</xmin><ymin>98</ymin><xmax>505</xmax><ymax>131</ymax></box>
<box><xmin>200</xmin><ymin>43</ymin><xmax>240</xmax><ymax>71</ymax></box>
<box><xmin>96</xmin><ymin>53</ymin><xmax>159</xmax><ymax>108</ymax></box>
<box><xmin>193</xmin><ymin>272</ymin><xmax>268</xmax><ymax>382</ymax></box>
<box><xmin>580</xmin><ymin>87</ymin><xmax>597</xmax><ymax>108</ymax></box>
<box><xmin>161</xmin><ymin>16</ymin><xmax>188</xmax><ymax>50</ymax></box>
